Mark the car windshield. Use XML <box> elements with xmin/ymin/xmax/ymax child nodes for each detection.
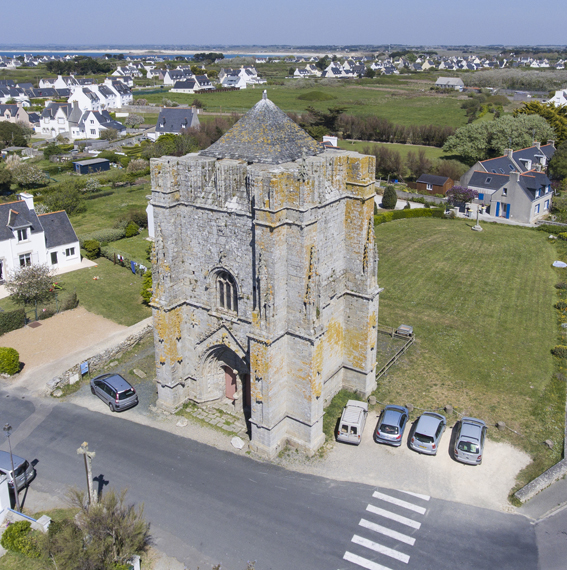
<box><xmin>118</xmin><ymin>389</ymin><xmax>135</xmax><ymax>400</ymax></box>
<box><xmin>14</xmin><ymin>461</ymin><xmax>28</xmax><ymax>477</ymax></box>
<box><xmin>458</xmin><ymin>441</ymin><xmax>480</xmax><ymax>454</ymax></box>
<box><xmin>414</xmin><ymin>433</ymin><xmax>434</xmax><ymax>444</ymax></box>
<box><xmin>381</xmin><ymin>424</ymin><xmax>398</xmax><ymax>435</ymax></box>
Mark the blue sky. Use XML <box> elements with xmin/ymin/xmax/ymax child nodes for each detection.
<box><xmin>2</xmin><ymin>0</ymin><xmax>566</xmax><ymax>47</ymax></box>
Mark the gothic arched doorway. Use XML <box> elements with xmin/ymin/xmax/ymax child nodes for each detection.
<box><xmin>202</xmin><ymin>345</ymin><xmax>250</xmax><ymax>419</ymax></box>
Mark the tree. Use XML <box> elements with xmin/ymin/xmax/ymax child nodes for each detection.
<box><xmin>43</xmin><ymin>143</ymin><xmax>64</xmax><ymax>160</ymax></box>
<box><xmin>288</xmin><ymin>67</ymin><xmax>296</xmax><ymax>77</ymax></box>
<box><xmin>315</xmin><ymin>56</ymin><xmax>330</xmax><ymax>72</ymax></box>
<box><xmin>514</xmin><ymin>101</ymin><xmax>567</xmax><ymax>145</ymax></box>
<box><xmin>549</xmin><ymin>140</ymin><xmax>567</xmax><ymax>181</ymax></box>
<box><xmin>443</xmin><ymin>114</ymin><xmax>555</xmax><ymax>164</ymax></box>
<box><xmin>364</xmin><ymin>68</ymin><xmax>376</xmax><ymax>79</ymax></box>
<box><xmin>381</xmin><ymin>185</ymin><xmax>398</xmax><ymax>209</ymax></box>
<box><xmin>100</xmin><ymin>128</ymin><xmax>118</xmax><ymax>141</ymax></box>
<box><xmin>301</xmin><ymin>106</ymin><xmax>348</xmax><ymax>136</ymax></box>
<box><xmin>124</xmin><ymin>114</ymin><xmax>144</xmax><ymax>129</ymax></box>
<box><xmin>0</xmin><ymin>122</ymin><xmax>28</xmax><ymax>148</ymax></box>
<box><xmin>446</xmin><ymin>185</ymin><xmax>478</xmax><ymax>205</ymax></box>
<box><xmin>405</xmin><ymin>149</ymin><xmax>432</xmax><ymax>179</ymax></box>
<box><xmin>0</xmin><ymin>166</ymin><xmax>11</xmax><ymax>193</ymax></box>
<box><xmin>39</xmin><ymin>487</ymin><xmax>150</xmax><ymax>570</ymax></box>
<box><xmin>45</xmin><ymin>182</ymin><xmax>86</xmax><ymax>215</ymax></box>
<box><xmin>6</xmin><ymin>263</ymin><xmax>54</xmax><ymax>320</ymax></box>
<box><xmin>11</xmin><ymin>162</ymin><xmax>46</xmax><ymax>188</ymax></box>
<box><xmin>430</xmin><ymin>158</ymin><xmax>469</xmax><ymax>181</ymax></box>
<box><xmin>140</xmin><ymin>270</ymin><xmax>152</xmax><ymax>304</ymax></box>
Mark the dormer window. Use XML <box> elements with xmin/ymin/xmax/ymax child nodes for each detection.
<box><xmin>485</xmin><ymin>177</ymin><xmax>492</xmax><ymax>184</ymax></box>
<box><xmin>17</xmin><ymin>228</ymin><xmax>28</xmax><ymax>241</ymax></box>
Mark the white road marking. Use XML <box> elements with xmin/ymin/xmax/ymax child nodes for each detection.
<box><xmin>398</xmin><ymin>490</ymin><xmax>430</xmax><ymax>501</ymax></box>
<box><xmin>343</xmin><ymin>551</ymin><xmax>393</xmax><ymax>570</ymax></box>
<box><xmin>352</xmin><ymin>535</ymin><xmax>410</xmax><ymax>563</ymax></box>
<box><xmin>359</xmin><ymin>518</ymin><xmax>416</xmax><ymax>546</ymax></box>
<box><xmin>366</xmin><ymin>505</ymin><xmax>422</xmax><ymax>529</ymax></box>
<box><xmin>372</xmin><ymin>491</ymin><xmax>427</xmax><ymax>515</ymax></box>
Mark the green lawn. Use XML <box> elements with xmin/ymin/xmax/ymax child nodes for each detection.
<box><xmin>0</xmin><ymin>257</ymin><xmax>151</xmax><ymax>326</ymax></box>
<box><xmin>373</xmin><ymin>218</ymin><xmax>564</xmax><ymax>489</ymax></box>
<box><xmin>110</xmin><ymin>230</ymin><xmax>151</xmax><ymax>262</ymax></box>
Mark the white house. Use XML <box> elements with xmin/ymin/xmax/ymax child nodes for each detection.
<box><xmin>148</xmin><ymin>107</ymin><xmax>200</xmax><ymax>141</ymax></box>
<box><xmin>548</xmin><ymin>89</ymin><xmax>567</xmax><ymax>107</ymax></box>
<box><xmin>39</xmin><ymin>102</ymin><xmax>82</xmax><ymax>137</ymax></box>
<box><xmin>71</xmin><ymin>110</ymin><xmax>126</xmax><ymax>139</ymax></box>
<box><xmin>68</xmin><ymin>87</ymin><xmax>102</xmax><ymax>112</ymax></box>
<box><xmin>0</xmin><ymin>193</ymin><xmax>80</xmax><ymax>282</ymax></box>
<box><xmin>435</xmin><ymin>77</ymin><xmax>464</xmax><ymax>91</ymax></box>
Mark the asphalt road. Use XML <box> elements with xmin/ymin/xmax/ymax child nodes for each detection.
<box><xmin>0</xmin><ymin>390</ymin><xmax>541</xmax><ymax>570</ymax></box>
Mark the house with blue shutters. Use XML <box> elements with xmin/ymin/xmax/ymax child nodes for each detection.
<box><xmin>460</xmin><ymin>142</ymin><xmax>555</xmax><ymax>223</ymax></box>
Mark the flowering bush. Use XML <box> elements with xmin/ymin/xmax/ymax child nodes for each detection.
<box><xmin>446</xmin><ymin>185</ymin><xmax>478</xmax><ymax>205</ymax></box>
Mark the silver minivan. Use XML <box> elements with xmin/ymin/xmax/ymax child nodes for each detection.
<box><xmin>0</xmin><ymin>450</ymin><xmax>36</xmax><ymax>491</ymax></box>
<box><xmin>336</xmin><ymin>400</ymin><xmax>368</xmax><ymax>445</ymax></box>
<box><xmin>90</xmin><ymin>373</ymin><xmax>138</xmax><ymax>412</ymax></box>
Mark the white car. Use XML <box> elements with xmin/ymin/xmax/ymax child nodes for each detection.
<box><xmin>336</xmin><ymin>400</ymin><xmax>368</xmax><ymax>445</ymax></box>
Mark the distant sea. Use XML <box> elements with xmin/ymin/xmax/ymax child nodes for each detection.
<box><xmin>0</xmin><ymin>51</ymin><xmax>281</xmax><ymax>59</ymax></box>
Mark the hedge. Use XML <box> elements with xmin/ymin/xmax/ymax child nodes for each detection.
<box><xmin>0</xmin><ymin>347</ymin><xmax>20</xmax><ymax>375</ymax></box>
<box><xmin>374</xmin><ymin>208</ymin><xmax>446</xmax><ymax>225</ymax></box>
<box><xmin>79</xmin><ymin>228</ymin><xmax>125</xmax><ymax>247</ymax></box>
<box><xmin>552</xmin><ymin>345</ymin><xmax>567</xmax><ymax>359</ymax></box>
<box><xmin>100</xmin><ymin>245</ymin><xmax>147</xmax><ymax>276</ymax></box>
<box><xmin>0</xmin><ymin>520</ymin><xmax>39</xmax><ymax>558</ymax></box>
<box><xmin>0</xmin><ymin>308</ymin><xmax>26</xmax><ymax>335</ymax></box>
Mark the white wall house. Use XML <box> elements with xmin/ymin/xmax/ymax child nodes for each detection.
<box><xmin>71</xmin><ymin>110</ymin><xmax>126</xmax><ymax>139</ymax></box>
<box><xmin>0</xmin><ymin>193</ymin><xmax>80</xmax><ymax>282</ymax></box>
<box><xmin>68</xmin><ymin>87</ymin><xmax>102</xmax><ymax>112</ymax></box>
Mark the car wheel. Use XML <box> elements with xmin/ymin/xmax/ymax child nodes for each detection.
<box><xmin>109</xmin><ymin>402</ymin><xmax>115</xmax><ymax>412</ymax></box>
<box><xmin>91</xmin><ymin>386</ymin><xmax>95</xmax><ymax>395</ymax></box>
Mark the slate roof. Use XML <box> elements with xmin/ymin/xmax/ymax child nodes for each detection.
<box><xmin>513</xmin><ymin>144</ymin><xmax>555</xmax><ymax>167</ymax></box>
<box><xmin>0</xmin><ymin>200</ymin><xmax>42</xmax><ymax>241</ymax></box>
<box><xmin>416</xmin><ymin>174</ymin><xmax>451</xmax><ymax>186</ymax></box>
<box><xmin>155</xmin><ymin>107</ymin><xmax>200</xmax><ymax>133</ymax></box>
<box><xmin>479</xmin><ymin>155</ymin><xmax>518</xmax><ymax>174</ymax></box>
<box><xmin>468</xmin><ymin>171</ymin><xmax>508</xmax><ymax>192</ymax></box>
<box><xmin>38</xmin><ymin>211</ymin><xmax>78</xmax><ymax>248</ymax></box>
<box><xmin>200</xmin><ymin>92</ymin><xmax>324</xmax><ymax>164</ymax></box>
<box><xmin>519</xmin><ymin>170</ymin><xmax>551</xmax><ymax>195</ymax></box>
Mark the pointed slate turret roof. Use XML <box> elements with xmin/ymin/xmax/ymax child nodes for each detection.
<box><xmin>200</xmin><ymin>91</ymin><xmax>324</xmax><ymax>164</ymax></box>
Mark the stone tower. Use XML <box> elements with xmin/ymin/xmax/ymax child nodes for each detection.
<box><xmin>150</xmin><ymin>92</ymin><xmax>380</xmax><ymax>457</ymax></box>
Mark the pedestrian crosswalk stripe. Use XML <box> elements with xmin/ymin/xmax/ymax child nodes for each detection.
<box><xmin>359</xmin><ymin>518</ymin><xmax>416</xmax><ymax>546</ymax></box>
<box><xmin>352</xmin><ymin>534</ymin><xmax>410</xmax><ymax>563</ymax></box>
<box><xmin>343</xmin><ymin>551</ymin><xmax>394</xmax><ymax>570</ymax></box>
<box><xmin>398</xmin><ymin>490</ymin><xmax>430</xmax><ymax>501</ymax></box>
<box><xmin>366</xmin><ymin>505</ymin><xmax>422</xmax><ymax>529</ymax></box>
<box><xmin>372</xmin><ymin>491</ymin><xmax>427</xmax><ymax>515</ymax></box>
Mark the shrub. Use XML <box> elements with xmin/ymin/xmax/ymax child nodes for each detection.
<box><xmin>61</xmin><ymin>291</ymin><xmax>79</xmax><ymax>311</ymax></box>
<box><xmin>555</xmin><ymin>282</ymin><xmax>567</xmax><ymax>289</ymax></box>
<box><xmin>551</xmin><ymin>345</ymin><xmax>567</xmax><ymax>359</ymax></box>
<box><xmin>79</xmin><ymin>228</ymin><xmax>125</xmax><ymax>247</ymax></box>
<box><xmin>297</xmin><ymin>91</ymin><xmax>337</xmax><ymax>101</ymax></box>
<box><xmin>555</xmin><ymin>301</ymin><xmax>567</xmax><ymax>310</ymax></box>
<box><xmin>0</xmin><ymin>520</ymin><xmax>39</xmax><ymax>557</ymax></box>
<box><xmin>84</xmin><ymin>177</ymin><xmax>101</xmax><ymax>193</ymax></box>
<box><xmin>126</xmin><ymin>159</ymin><xmax>149</xmax><ymax>173</ymax></box>
<box><xmin>83</xmin><ymin>239</ymin><xmax>101</xmax><ymax>260</ymax></box>
<box><xmin>381</xmin><ymin>185</ymin><xmax>398</xmax><ymax>209</ymax></box>
<box><xmin>0</xmin><ymin>347</ymin><xmax>20</xmax><ymax>375</ymax></box>
<box><xmin>558</xmin><ymin>233</ymin><xmax>567</xmax><ymax>241</ymax></box>
<box><xmin>0</xmin><ymin>308</ymin><xmax>26</xmax><ymax>335</ymax></box>
<box><xmin>125</xmin><ymin>221</ymin><xmax>139</xmax><ymax>238</ymax></box>
<box><xmin>141</xmin><ymin>270</ymin><xmax>152</xmax><ymax>304</ymax></box>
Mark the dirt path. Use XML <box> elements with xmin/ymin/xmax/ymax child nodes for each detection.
<box><xmin>1</xmin><ymin>307</ymin><xmax>126</xmax><ymax>373</ymax></box>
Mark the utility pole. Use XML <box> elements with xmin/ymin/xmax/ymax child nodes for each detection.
<box><xmin>3</xmin><ymin>424</ymin><xmax>20</xmax><ymax>513</ymax></box>
<box><xmin>77</xmin><ymin>442</ymin><xmax>97</xmax><ymax>505</ymax></box>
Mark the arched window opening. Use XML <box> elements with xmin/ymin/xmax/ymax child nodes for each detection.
<box><xmin>217</xmin><ymin>271</ymin><xmax>238</xmax><ymax>313</ymax></box>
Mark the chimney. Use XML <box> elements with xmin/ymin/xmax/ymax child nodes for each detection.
<box><xmin>18</xmin><ymin>192</ymin><xmax>34</xmax><ymax>210</ymax></box>
<box><xmin>510</xmin><ymin>171</ymin><xmax>520</xmax><ymax>183</ymax></box>
<box><xmin>534</xmin><ymin>164</ymin><xmax>542</xmax><ymax>172</ymax></box>
<box><xmin>504</xmin><ymin>148</ymin><xmax>513</xmax><ymax>159</ymax></box>
<box><xmin>548</xmin><ymin>139</ymin><xmax>555</xmax><ymax>148</ymax></box>
<box><xmin>534</xmin><ymin>141</ymin><xmax>541</xmax><ymax>149</ymax></box>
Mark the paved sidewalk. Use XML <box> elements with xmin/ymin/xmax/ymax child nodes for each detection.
<box><xmin>518</xmin><ymin>475</ymin><xmax>567</xmax><ymax>520</ymax></box>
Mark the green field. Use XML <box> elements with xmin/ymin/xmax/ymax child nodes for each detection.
<box><xmin>338</xmin><ymin>140</ymin><xmax>447</xmax><ymax>161</ymax></box>
<box><xmin>373</xmin><ymin>218</ymin><xmax>564</xmax><ymax>490</ymax></box>
<box><xmin>134</xmin><ymin>81</ymin><xmax>468</xmax><ymax>128</ymax></box>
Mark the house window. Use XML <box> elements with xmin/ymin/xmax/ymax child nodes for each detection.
<box><xmin>426</xmin><ymin>183</ymin><xmax>432</xmax><ymax>191</ymax></box>
<box><xmin>217</xmin><ymin>271</ymin><xmax>238</xmax><ymax>313</ymax></box>
<box><xmin>535</xmin><ymin>204</ymin><xmax>540</xmax><ymax>214</ymax></box>
<box><xmin>485</xmin><ymin>177</ymin><xmax>492</xmax><ymax>184</ymax></box>
<box><xmin>90</xmin><ymin>120</ymin><xmax>94</xmax><ymax>124</ymax></box>
<box><xmin>545</xmin><ymin>200</ymin><xmax>550</xmax><ymax>210</ymax></box>
<box><xmin>502</xmin><ymin>187</ymin><xmax>508</xmax><ymax>197</ymax></box>
<box><xmin>66</xmin><ymin>247</ymin><xmax>75</xmax><ymax>256</ymax></box>
<box><xmin>19</xmin><ymin>253</ymin><xmax>31</xmax><ymax>267</ymax></box>
<box><xmin>17</xmin><ymin>228</ymin><xmax>28</xmax><ymax>241</ymax></box>
<box><xmin>535</xmin><ymin>190</ymin><xmax>540</xmax><ymax>198</ymax></box>
<box><xmin>51</xmin><ymin>251</ymin><xmax>58</xmax><ymax>264</ymax></box>
<box><xmin>58</xmin><ymin>118</ymin><xmax>64</xmax><ymax>124</ymax></box>
<box><xmin>90</xmin><ymin>129</ymin><xmax>96</xmax><ymax>135</ymax></box>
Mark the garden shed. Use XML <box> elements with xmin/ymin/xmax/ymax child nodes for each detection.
<box><xmin>73</xmin><ymin>158</ymin><xmax>110</xmax><ymax>175</ymax></box>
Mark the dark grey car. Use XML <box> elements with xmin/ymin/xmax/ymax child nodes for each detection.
<box><xmin>90</xmin><ymin>373</ymin><xmax>138</xmax><ymax>412</ymax></box>
<box><xmin>453</xmin><ymin>417</ymin><xmax>487</xmax><ymax>465</ymax></box>
<box><xmin>409</xmin><ymin>412</ymin><xmax>446</xmax><ymax>455</ymax></box>
<box><xmin>374</xmin><ymin>405</ymin><xmax>409</xmax><ymax>447</ymax></box>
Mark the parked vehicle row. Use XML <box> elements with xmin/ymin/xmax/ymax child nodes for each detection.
<box><xmin>337</xmin><ymin>401</ymin><xmax>487</xmax><ymax>465</ymax></box>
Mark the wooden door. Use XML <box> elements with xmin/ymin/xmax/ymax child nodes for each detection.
<box><xmin>224</xmin><ymin>366</ymin><xmax>237</xmax><ymax>400</ymax></box>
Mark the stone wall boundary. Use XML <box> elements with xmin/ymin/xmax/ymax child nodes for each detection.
<box><xmin>46</xmin><ymin>325</ymin><xmax>153</xmax><ymax>395</ymax></box>
<box><xmin>514</xmin><ymin>389</ymin><xmax>567</xmax><ymax>503</ymax></box>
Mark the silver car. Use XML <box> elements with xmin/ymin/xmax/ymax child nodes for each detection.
<box><xmin>90</xmin><ymin>373</ymin><xmax>138</xmax><ymax>412</ymax></box>
<box><xmin>0</xmin><ymin>450</ymin><xmax>36</xmax><ymax>491</ymax></box>
<box><xmin>374</xmin><ymin>405</ymin><xmax>409</xmax><ymax>447</ymax></box>
<box><xmin>453</xmin><ymin>417</ymin><xmax>487</xmax><ymax>465</ymax></box>
<box><xmin>409</xmin><ymin>412</ymin><xmax>446</xmax><ymax>455</ymax></box>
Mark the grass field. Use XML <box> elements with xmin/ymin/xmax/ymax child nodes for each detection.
<box><xmin>134</xmin><ymin>81</ymin><xmax>468</xmax><ymax>128</ymax></box>
<box><xmin>373</xmin><ymin>217</ymin><xmax>564</xmax><ymax>490</ymax></box>
<box><xmin>338</xmin><ymin>140</ymin><xmax>447</xmax><ymax>161</ymax></box>
<box><xmin>0</xmin><ymin>256</ymin><xmax>151</xmax><ymax>326</ymax></box>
